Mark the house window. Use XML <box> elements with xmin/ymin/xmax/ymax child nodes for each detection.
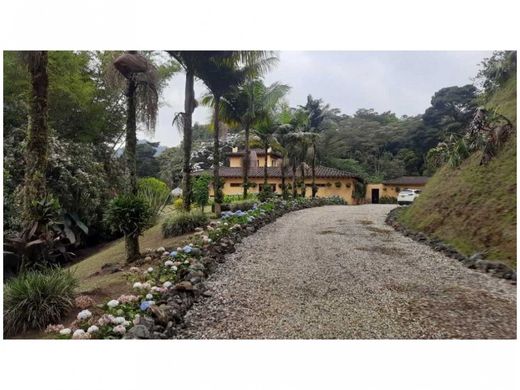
<box><xmin>230</xmin><ymin>183</ymin><xmax>241</xmax><ymax>187</ymax></box>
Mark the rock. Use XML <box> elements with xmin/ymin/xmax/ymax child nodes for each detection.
<box><xmin>190</xmin><ymin>247</ymin><xmax>201</xmax><ymax>257</ymax></box>
<box><xmin>144</xmin><ymin>256</ymin><xmax>152</xmax><ymax>262</ymax></box>
<box><xmin>156</xmin><ymin>247</ymin><xmax>166</xmax><ymax>253</ymax></box>
<box><xmin>133</xmin><ymin>315</ymin><xmax>155</xmax><ymax>330</ymax></box>
<box><xmin>469</xmin><ymin>252</ymin><xmax>484</xmax><ymax>261</ymax></box>
<box><xmin>202</xmin><ymin>290</ymin><xmax>213</xmax><ymax>297</ymax></box>
<box><xmin>246</xmin><ymin>226</ymin><xmax>255</xmax><ymax>233</ymax></box>
<box><xmin>175</xmin><ymin>281</ymin><xmax>194</xmax><ymax>291</ymax></box>
<box><xmin>124</xmin><ymin>325</ymin><xmax>150</xmax><ymax>339</ymax></box>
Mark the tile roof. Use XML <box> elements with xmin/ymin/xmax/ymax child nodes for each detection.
<box><xmin>382</xmin><ymin>176</ymin><xmax>430</xmax><ymax>185</ymax></box>
<box><xmin>193</xmin><ymin>165</ymin><xmax>361</xmax><ymax>179</ymax></box>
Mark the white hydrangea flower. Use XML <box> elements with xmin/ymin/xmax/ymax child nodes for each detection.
<box><xmin>184</xmin><ymin>260</ymin><xmax>189</xmax><ymax>264</ymax></box>
<box><xmin>113</xmin><ymin>316</ymin><xmax>126</xmax><ymax>324</ymax></box>
<box><xmin>176</xmin><ymin>247</ymin><xmax>182</xmax><ymax>252</ymax></box>
<box><xmin>172</xmin><ymin>266</ymin><xmax>178</xmax><ymax>271</ymax></box>
<box><xmin>87</xmin><ymin>325</ymin><xmax>99</xmax><ymax>334</ymax></box>
<box><xmin>72</xmin><ymin>329</ymin><xmax>86</xmax><ymax>339</ymax></box>
<box><xmin>151</xmin><ymin>286</ymin><xmax>160</xmax><ymax>292</ymax></box>
<box><xmin>59</xmin><ymin>328</ymin><xmax>72</xmax><ymax>335</ymax></box>
<box><xmin>147</xmin><ymin>267</ymin><xmax>154</xmax><ymax>273</ymax></box>
<box><xmin>107</xmin><ymin>300</ymin><xmax>119</xmax><ymax>308</ymax></box>
<box><xmin>133</xmin><ymin>282</ymin><xmax>143</xmax><ymax>289</ymax></box>
<box><xmin>123</xmin><ymin>321</ymin><xmax>131</xmax><ymax>327</ymax></box>
<box><xmin>113</xmin><ymin>325</ymin><xmax>126</xmax><ymax>335</ymax></box>
<box><xmin>146</xmin><ymin>293</ymin><xmax>153</xmax><ymax>300</ymax></box>
<box><xmin>142</xmin><ymin>282</ymin><xmax>151</xmax><ymax>289</ymax></box>
<box><xmin>163</xmin><ymin>281</ymin><xmax>173</xmax><ymax>288</ymax></box>
<box><xmin>164</xmin><ymin>260</ymin><xmax>174</xmax><ymax>267</ymax></box>
<box><xmin>77</xmin><ymin>309</ymin><xmax>92</xmax><ymax>321</ymax></box>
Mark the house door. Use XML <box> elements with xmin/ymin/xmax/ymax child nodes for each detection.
<box><xmin>371</xmin><ymin>188</ymin><xmax>379</xmax><ymax>204</ymax></box>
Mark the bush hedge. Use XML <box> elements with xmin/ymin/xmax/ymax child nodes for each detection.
<box><xmin>162</xmin><ymin>210</ymin><xmax>209</xmax><ymax>238</ymax></box>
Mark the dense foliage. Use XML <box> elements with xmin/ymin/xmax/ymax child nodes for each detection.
<box><xmin>104</xmin><ymin>195</ymin><xmax>152</xmax><ymax>238</ymax></box>
<box><xmin>162</xmin><ymin>210</ymin><xmax>209</xmax><ymax>238</ymax></box>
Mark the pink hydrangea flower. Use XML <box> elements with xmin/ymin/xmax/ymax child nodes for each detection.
<box><xmin>113</xmin><ymin>325</ymin><xmax>126</xmax><ymax>335</ymax></box>
<box><xmin>74</xmin><ymin>295</ymin><xmax>96</xmax><ymax>309</ymax></box>
<box><xmin>45</xmin><ymin>324</ymin><xmax>64</xmax><ymax>334</ymax></box>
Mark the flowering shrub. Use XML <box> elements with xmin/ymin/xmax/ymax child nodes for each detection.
<box><xmin>46</xmin><ymin>244</ymin><xmax>203</xmax><ymax>339</ymax></box>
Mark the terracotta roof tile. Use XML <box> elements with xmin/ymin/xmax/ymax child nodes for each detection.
<box><xmin>193</xmin><ymin>165</ymin><xmax>361</xmax><ymax>179</ymax></box>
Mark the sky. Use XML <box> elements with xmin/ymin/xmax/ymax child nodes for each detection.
<box><xmin>139</xmin><ymin>51</ymin><xmax>492</xmax><ymax>147</ymax></box>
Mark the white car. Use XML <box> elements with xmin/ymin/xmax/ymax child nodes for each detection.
<box><xmin>397</xmin><ymin>189</ymin><xmax>421</xmax><ymax>205</ymax></box>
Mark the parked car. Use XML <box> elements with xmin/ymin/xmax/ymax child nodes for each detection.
<box><xmin>397</xmin><ymin>188</ymin><xmax>422</xmax><ymax>205</ymax></box>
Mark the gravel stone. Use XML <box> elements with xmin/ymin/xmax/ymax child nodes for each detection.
<box><xmin>177</xmin><ymin>205</ymin><xmax>516</xmax><ymax>339</ymax></box>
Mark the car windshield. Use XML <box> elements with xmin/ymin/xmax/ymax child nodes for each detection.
<box><xmin>400</xmin><ymin>190</ymin><xmax>413</xmax><ymax>194</ymax></box>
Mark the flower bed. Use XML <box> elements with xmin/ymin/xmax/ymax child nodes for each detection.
<box><xmin>45</xmin><ymin>196</ymin><xmax>347</xmax><ymax>339</ymax></box>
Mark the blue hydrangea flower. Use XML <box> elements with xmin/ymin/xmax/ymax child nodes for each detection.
<box><xmin>183</xmin><ymin>245</ymin><xmax>192</xmax><ymax>253</ymax></box>
<box><xmin>170</xmin><ymin>251</ymin><xmax>177</xmax><ymax>257</ymax></box>
<box><xmin>140</xmin><ymin>301</ymin><xmax>152</xmax><ymax>311</ymax></box>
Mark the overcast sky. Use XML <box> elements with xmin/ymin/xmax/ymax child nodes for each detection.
<box><xmin>140</xmin><ymin>51</ymin><xmax>492</xmax><ymax>147</ymax></box>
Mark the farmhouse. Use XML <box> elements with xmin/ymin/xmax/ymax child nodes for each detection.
<box><xmin>195</xmin><ymin>147</ymin><xmax>364</xmax><ymax>204</ymax></box>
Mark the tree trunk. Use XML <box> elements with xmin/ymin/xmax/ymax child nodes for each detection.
<box><xmin>125</xmin><ymin>78</ymin><xmax>138</xmax><ymax>195</ymax></box>
<box><xmin>292</xmin><ymin>159</ymin><xmax>297</xmax><ymax>198</ymax></box>
<box><xmin>281</xmin><ymin>156</ymin><xmax>287</xmax><ymax>199</ymax></box>
<box><xmin>263</xmin><ymin>143</ymin><xmax>268</xmax><ymax>187</ymax></box>
<box><xmin>124</xmin><ymin>76</ymin><xmax>140</xmax><ymax>261</ymax></box>
<box><xmin>125</xmin><ymin>234</ymin><xmax>140</xmax><ymax>263</ymax></box>
<box><xmin>242</xmin><ymin>123</ymin><xmax>250</xmax><ymax>199</ymax></box>
<box><xmin>300</xmin><ymin>163</ymin><xmax>306</xmax><ymax>197</ymax></box>
<box><xmin>311</xmin><ymin>143</ymin><xmax>317</xmax><ymax>198</ymax></box>
<box><xmin>23</xmin><ymin>51</ymin><xmax>49</xmax><ymax>226</ymax></box>
<box><xmin>182</xmin><ymin>69</ymin><xmax>194</xmax><ymax>211</ymax></box>
<box><xmin>213</xmin><ymin>96</ymin><xmax>222</xmax><ymax>217</ymax></box>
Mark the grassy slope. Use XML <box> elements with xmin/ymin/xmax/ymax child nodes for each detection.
<box><xmin>71</xmin><ymin>206</ymin><xmax>212</xmax><ymax>294</ymax></box>
<box><xmin>399</xmin><ymin>76</ymin><xmax>517</xmax><ymax>268</ymax></box>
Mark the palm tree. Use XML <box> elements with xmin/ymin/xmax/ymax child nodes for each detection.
<box><xmin>112</xmin><ymin>51</ymin><xmax>159</xmax><ymax>261</ymax></box>
<box><xmin>22</xmin><ymin>51</ymin><xmax>49</xmax><ymax>225</ymax></box>
<box><xmin>252</xmin><ymin>115</ymin><xmax>278</xmax><ymax>189</ymax></box>
<box><xmin>300</xmin><ymin>95</ymin><xmax>330</xmax><ymax>197</ymax></box>
<box><xmin>282</xmin><ymin>108</ymin><xmax>310</xmax><ymax>198</ymax></box>
<box><xmin>167</xmin><ymin>52</ymin><xmax>216</xmax><ymax>212</ymax></box>
<box><xmin>221</xmin><ymin>80</ymin><xmax>289</xmax><ymax>199</ymax></box>
<box><xmin>199</xmin><ymin>52</ymin><xmax>279</xmax><ymax>213</ymax></box>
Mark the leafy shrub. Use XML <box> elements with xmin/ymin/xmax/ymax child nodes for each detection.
<box><xmin>137</xmin><ymin>177</ymin><xmax>171</xmax><ymax>224</ymax></box>
<box><xmin>257</xmin><ymin>184</ymin><xmax>274</xmax><ymax>202</ymax></box>
<box><xmin>104</xmin><ymin>195</ymin><xmax>152</xmax><ymax>238</ymax></box>
<box><xmin>3</xmin><ymin>267</ymin><xmax>78</xmax><ymax>337</ymax></box>
<box><xmin>4</xmin><ymin>197</ymin><xmax>88</xmax><ymax>273</ymax></box>
<box><xmin>193</xmin><ymin>174</ymin><xmax>211</xmax><ymax>211</ymax></box>
<box><xmin>162</xmin><ymin>210</ymin><xmax>209</xmax><ymax>238</ymax></box>
<box><xmin>379</xmin><ymin>196</ymin><xmax>397</xmax><ymax>204</ymax></box>
<box><xmin>221</xmin><ymin>200</ymin><xmax>257</xmax><ymax>212</ymax></box>
<box><xmin>222</xmin><ymin>193</ymin><xmax>257</xmax><ymax>203</ymax></box>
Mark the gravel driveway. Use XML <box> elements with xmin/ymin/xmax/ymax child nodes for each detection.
<box><xmin>178</xmin><ymin>205</ymin><xmax>516</xmax><ymax>339</ymax></box>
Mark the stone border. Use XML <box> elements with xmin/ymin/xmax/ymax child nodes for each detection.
<box><xmin>385</xmin><ymin>207</ymin><xmax>516</xmax><ymax>284</ymax></box>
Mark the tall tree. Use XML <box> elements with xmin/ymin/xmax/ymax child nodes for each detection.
<box><xmin>199</xmin><ymin>51</ymin><xmax>279</xmax><ymax>213</ymax></box>
<box><xmin>113</xmin><ymin>51</ymin><xmax>160</xmax><ymax>261</ymax></box>
<box><xmin>300</xmin><ymin>95</ymin><xmax>330</xmax><ymax>197</ymax></box>
<box><xmin>252</xmin><ymin>115</ymin><xmax>278</xmax><ymax>188</ymax></box>
<box><xmin>167</xmin><ymin>52</ymin><xmax>233</xmax><ymax>212</ymax></box>
<box><xmin>22</xmin><ymin>51</ymin><xmax>49</xmax><ymax>225</ymax></box>
<box><xmin>220</xmin><ymin>80</ymin><xmax>289</xmax><ymax>199</ymax></box>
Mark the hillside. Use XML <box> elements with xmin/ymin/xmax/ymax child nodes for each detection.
<box><xmin>398</xmin><ymin>76</ymin><xmax>516</xmax><ymax>269</ymax></box>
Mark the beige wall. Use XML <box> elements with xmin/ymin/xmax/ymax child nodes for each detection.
<box><xmin>228</xmin><ymin>155</ymin><xmax>280</xmax><ymax>168</ymax></box>
<box><xmin>366</xmin><ymin>183</ymin><xmax>427</xmax><ymax>203</ymax></box>
<box><xmin>210</xmin><ymin>177</ymin><xmax>359</xmax><ymax>204</ymax></box>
